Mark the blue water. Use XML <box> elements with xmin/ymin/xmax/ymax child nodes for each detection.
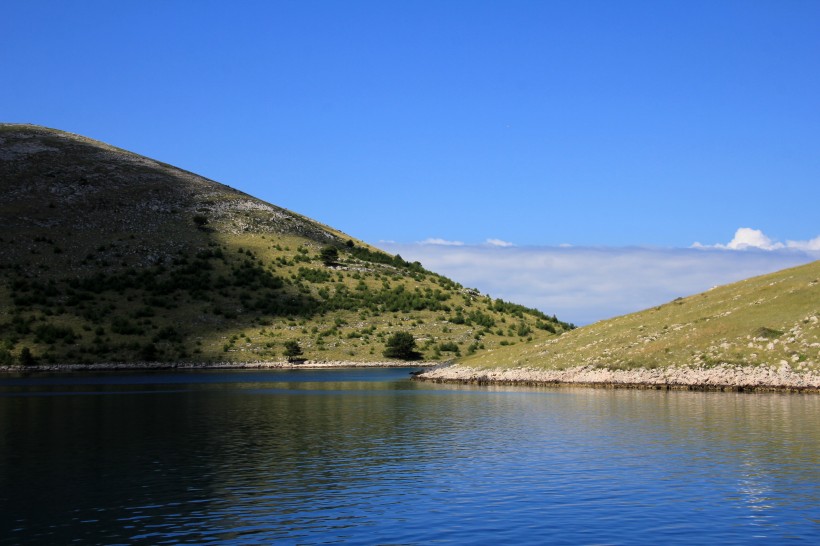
<box><xmin>1</xmin><ymin>368</ymin><xmax>818</xmax><ymax>544</ymax></box>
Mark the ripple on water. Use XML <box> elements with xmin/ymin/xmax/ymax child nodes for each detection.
<box><xmin>1</xmin><ymin>372</ymin><xmax>819</xmax><ymax>544</ymax></box>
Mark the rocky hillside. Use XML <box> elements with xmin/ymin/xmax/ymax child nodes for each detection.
<box><xmin>0</xmin><ymin>124</ymin><xmax>572</xmax><ymax>366</ymax></box>
<box><xmin>455</xmin><ymin>260</ymin><xmax>819</xmax><ymax>373</ymax></box>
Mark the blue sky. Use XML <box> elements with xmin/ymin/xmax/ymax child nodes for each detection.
<box><xmin>3</xmin><ymin>1</ymin><xmax>819</xmax><ymax>323</ymax></box>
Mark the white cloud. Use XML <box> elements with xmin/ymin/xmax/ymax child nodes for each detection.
<box><xmin>378</xmin><ymin>240</ymin><xmax>820</xmax><ymax>326</ymax></box>
<box><xmin>693</xmin><ymin>227</ymin><xmax>820</xmax><ymax>252</ymax></box>
<box><xmin>417</xmin><ymin>238</ymin><xmax>464</xmax><ymax>246</ymax></box>
<box><xmin>484</xmin><ymin>238</ymin><xmax>514</xmax><ymax>247</ymax></box>
<box><xmin>726</xmin><ymin>227</ymin><xmax>783</xmax><ymax>250</ymax></box>
<box><xmin>787</xmin><ymin>235</ymin><xmax>820</xmax><ymax>251</ymax></box>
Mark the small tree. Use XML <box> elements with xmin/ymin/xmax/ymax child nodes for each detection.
<box><xmin>383</xmin><ymin>332</ymin><xmax>421</xmax><ymax>360</ymax></box>
<box><xmin>283</xmin><ymin>340</ymin><xmax>304</xmax><ymax>362</ymax></box>
<box><xmin>140</xmin><ymin>342</ymin><xmax>159</xmax><ymax>362</ymax></box>
<box><xmin>18</xmin><ymin>347</ymin><xmax>35</xmax><ymax>366</ymax></box>
<box><xmin>319</xmin><ymin>246</ymin><xmax>339</xmax><ymax>266</ymax></box>
<box><xmin>192</xmin><ymin>214</ymin><xmax>209</xmax><ymax>229</ymax></box>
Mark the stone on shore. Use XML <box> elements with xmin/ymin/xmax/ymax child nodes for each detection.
<box><xmin>415</xmin><ymin>363</ymin><xmax>820</xmax><ymax>392</ymax></box>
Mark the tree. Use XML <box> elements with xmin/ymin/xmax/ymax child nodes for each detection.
<box><xmin>192</xmin><ymin>214</ymin><xmax>209</xmax><ymax>229</ymax></box>
<box><xmin>283</xmin><ymin>340</ymin><xmax>304</xmax><ymax>361</ymax></box>
<box><xmin>140</xmin><ymin>342</ymin><xmax>159</xmax><ymax>362</ymax></box>
<box><xmin>18</xmin><ymin>347</ymin><xmax>35</xmax><ymax>366</ymax></box>
<box><xmin>383</xmin><ymin>331</ymin><xmax>421</xmax><ymax>360</ymax></box>
<box><xmin>319</xmin><ymin>246</ymin><xmax>339</xmax><ymax>266</ymax></box>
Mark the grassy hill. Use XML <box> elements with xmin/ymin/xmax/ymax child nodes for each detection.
<box><xmin>457</xmin><ymin>260</ymin><xmax>819</xmax><ymax>373</ymax></box>
<box><xmin>0</xmin><ymin>124</ymin><xmax>572</xmax><ymax>366</ymax></box>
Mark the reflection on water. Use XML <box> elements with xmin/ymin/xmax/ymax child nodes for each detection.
<box><xmin>1</xmin><ymin>369</ymin><xmax>818</xmax><ymax>544</ymax></box>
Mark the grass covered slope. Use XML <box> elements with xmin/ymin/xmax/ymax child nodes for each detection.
<box><xmin>446</xmin><ymin>260</ymin><xmax>819</xmax><ymax>378</ymax></box>
<box><xmin>0</xmin><ymin>124</ymin><xmax>571</xmax><ymax>366</ymax></box>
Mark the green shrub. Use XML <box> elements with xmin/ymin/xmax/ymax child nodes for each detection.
<box><xmin>437</xmin><ymin>341</ymin><xmax>461</xmax><ymax>356</ymax></box>
<box><xmin>111</xmin><ymin>318</ymin><xmax>142</xmax><ymax>335</ymax></box>
<box><xmin>18</xmin><ymin>347</ymin><xmax>35</xmax><ymax>366</ymax></box>
<box><xmin>383</xmin><ymin>332</ymin><xmax>421</xmax><ymax>360</ymax></box>
<box><xmin>297</xmin><ymin>267</ymin><xmax>332</xmax><ymax>283</ymax></box>
<box><xmin>755</xmin><ymin>327</ymin><xmax>784</xmax><ymax>339</ymax></box>
<box><xmin>516</xmin><ymin>323</ymin><xmax>532</xmax><ymax>337</ymax></box>
<box><xmin>140</xmin><ymin>343</ymin><xmax>159</xmax><ymax>361</ymax></box>
<box><xmin>153</xmin><ymin>326</ymin><xmax>182</xmax><ymax>343</ymax></box>
<box><xmin>536</xmin><ymin>320</ymin><xmax>556</xmax><ymax>333</ymax></box>
<box><xmin>34</xmin><ymin>324</ymin><xmax>78</xmax><ymax>345</ymax></box>
<box><xmin>283</xmin><ymin>340</ymin><xmax>304</xmax><ymax>361</ymax></box>
<box><xmin>319</xmin><ymin>246</ymin><xmax>339</xmax><ymax>266</ymax></box>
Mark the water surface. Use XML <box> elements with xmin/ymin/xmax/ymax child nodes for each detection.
<box><xmin>1</xmin><ymin>368</ymin><xmax>818</xmax><ymax>544</ymax></box>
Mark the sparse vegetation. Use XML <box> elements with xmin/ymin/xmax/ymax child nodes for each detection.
<box><xmin>0</xmin><ymin>124</ymin><xmax>572</xmax><ymax>366</ymax></box>
<box><xmin>459</xmin><ymin>261</ymin><xmax>820</xmax><ymax>373</ymax></box>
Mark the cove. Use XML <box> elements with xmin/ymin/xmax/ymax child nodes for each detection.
<box><xmin>1</xmin><ymin>368</ymin><xmax>818</xmax><ymax>544</ymax></box>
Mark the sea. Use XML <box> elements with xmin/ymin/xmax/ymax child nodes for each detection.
<box><xmin>1</xmin><ymin>367</ymin><xmax>818</xmax><ymax>544</ymax></box>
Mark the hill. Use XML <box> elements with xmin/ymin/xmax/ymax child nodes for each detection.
<box><xmin>0</xmin><ymin>124</ymin><xmax>572</xmax><ymax>367</ymax></box>
<box><xmin>419</xmin><ymin>261</ymin><xmax>820</xmax><ymax>391</ymax></box>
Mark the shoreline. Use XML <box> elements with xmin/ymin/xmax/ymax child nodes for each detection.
<box><xmin>0</xmin><ymin>360</ymin><xmax>441</xmax><ymax>373</ymax></box>
<box><xmin>5</xmin><ymin>360</ymin><xmax>818</xmax><ymax>393</ymax></box>
<box><xmin>413</xmin><ymin>363</ymin><xmax>820</xmax><ymax>394</ymax></box>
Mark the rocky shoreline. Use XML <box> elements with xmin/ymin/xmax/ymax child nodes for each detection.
<box><xmin>414</xmin><ymin>363</ymin><xmax>820</xmax><ymax>393</ymax></box>
<box><xmin>5</xmin><ymin>360</ymin><xmax>819</xmax><ymax>393</ymax></box>
<box><xmin>0</xmin><ymin>360</ymin><xmax>440</xmax><ymax>373</ymax></box>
